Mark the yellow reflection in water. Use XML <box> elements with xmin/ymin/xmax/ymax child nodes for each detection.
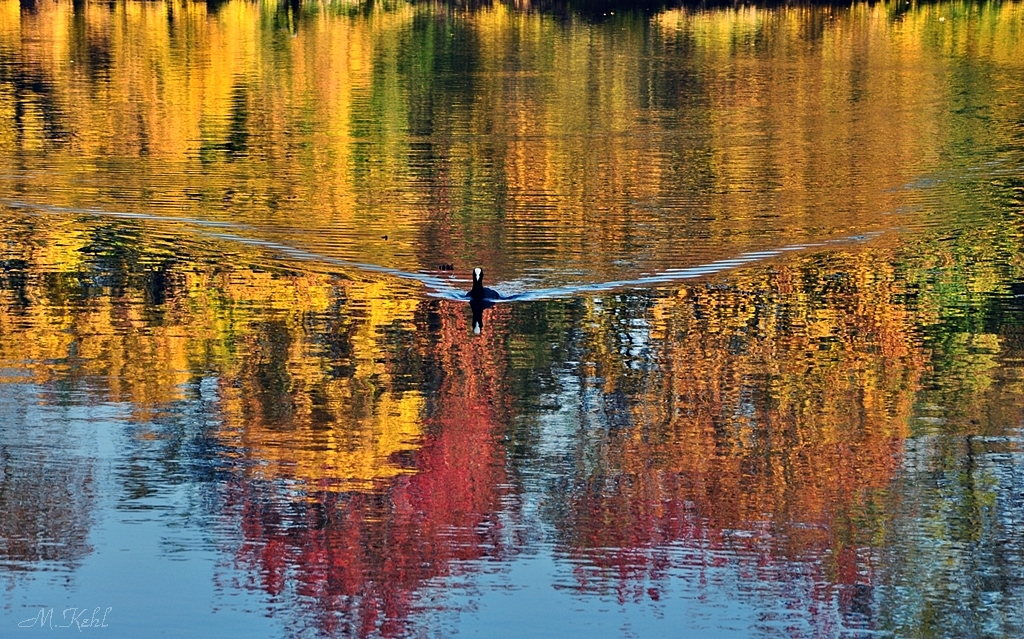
<box><xmin>0</xmin><ymin>0</ymin><xmax>1020</xmax><ymax>283</ymax></box>
<box><xmin>0</xmin><ymin>212</ymin><xmax>425</xmax><ymax>487</ymax></box>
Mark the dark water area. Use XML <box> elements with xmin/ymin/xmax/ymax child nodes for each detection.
<box><xmin>2</xmin><ymin>1</ymin><xmax>1024</xmax><ymax>637</ymax></box>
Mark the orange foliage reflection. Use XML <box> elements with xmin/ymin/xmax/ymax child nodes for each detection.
<box><xmin>554</xmin><ymin>251</ymin><xmax>922</xmax><ymax>630</ymax></box>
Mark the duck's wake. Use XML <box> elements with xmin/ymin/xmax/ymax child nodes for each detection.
<box><xmin>438</xmin><ymin>230</ymin><xmax>889</xmax><ymax>303</ymax></box>
<box><xmin>3</xmin><ymin>198</ymin><xmax>889</xmax><ymax>302</ymax></box>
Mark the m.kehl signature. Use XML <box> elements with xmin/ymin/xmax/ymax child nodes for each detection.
<box><xmin>18</xmin><ymin>607</ymin><xmax>112</xmax><ymax>631</ymax></box>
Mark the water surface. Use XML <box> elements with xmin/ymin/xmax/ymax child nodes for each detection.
<box><xmin>2</xmin><ymin>1</ymin><xmax>1024</xmax><ymax>637</ymax></box>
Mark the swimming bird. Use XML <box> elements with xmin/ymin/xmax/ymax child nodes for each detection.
<box><xmin>467</xmin><ymin>267</ymin><xmax>500</xmax><ymax>334</ymax></box>
<box><xmin>468</xmin><ymin>267</ymin><xmax>500</xmax><ymax>301</ymax></box>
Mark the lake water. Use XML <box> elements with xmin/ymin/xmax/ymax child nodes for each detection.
<box><xmin>1</xmin><ymin>1</ymin><xmax>1024</xmax><ymax>637</ymax></box>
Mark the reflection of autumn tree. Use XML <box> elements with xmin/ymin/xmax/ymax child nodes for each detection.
<box><xmin>3</xmin><ymin>1</ymin><xmax>1021</xmax><ymax>284</ymax></box>
<box><xmin>0</xmin><ymin>211</ymin><xmax>430</xmax><ymax>488</ymax></box>
<box><xmin>551</xmin><ymin>248</ymin><xmax>924</xmax><ymax>627</ymax></box>
<box><xmin>870</xmin><ymin>205</ymin><xmax>1024</xmax><ymax>638</ymax></box>
<box><xmin>224</xmin><ymin>300</ymin><xmax>514</xmax><ymax>638</ymax></box>
<box><xmin>0</xmin><ymin>212</ymin><xmax>517</xmax><ymax>635</ymax></box>
<box><xmin>0</xmin><ymin>206</ymin><xmax>519</xmax><ymax>637</ymax></box>
<box><xmin>216</xmin><ymin>276</ymin><xmax>426</xmax><ymax>490</ymax></box>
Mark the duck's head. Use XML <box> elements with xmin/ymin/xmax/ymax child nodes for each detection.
<box><xmin>472</xmin><ymin>267</ymin><xmax>483</xmax><ymax>287</ymax></box>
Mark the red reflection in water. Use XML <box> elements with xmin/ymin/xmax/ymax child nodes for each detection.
<box><xmin>222</xmin><ymin>301</ymin><xmax>513</xmax><ymax>638</ymax></box>
<box><xmin>560</xmin><ymin>398</ymin><xmax>903</xmax><ymax>634</ymax></box>
<box><xmin>547</xmin><ymin>278</ymin><xmax>919</xmax><ymax>634</ymax></box>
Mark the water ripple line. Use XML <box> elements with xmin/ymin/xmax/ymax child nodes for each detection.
<box><xmin>479</xmin><ymin>231</ymin><xmax>889</xmax><ymax>303</ymax></box>
<box><xmin>3</xmin><ymin>197</ymin><xmax>890</xmax><ymax>303</ymax></box>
